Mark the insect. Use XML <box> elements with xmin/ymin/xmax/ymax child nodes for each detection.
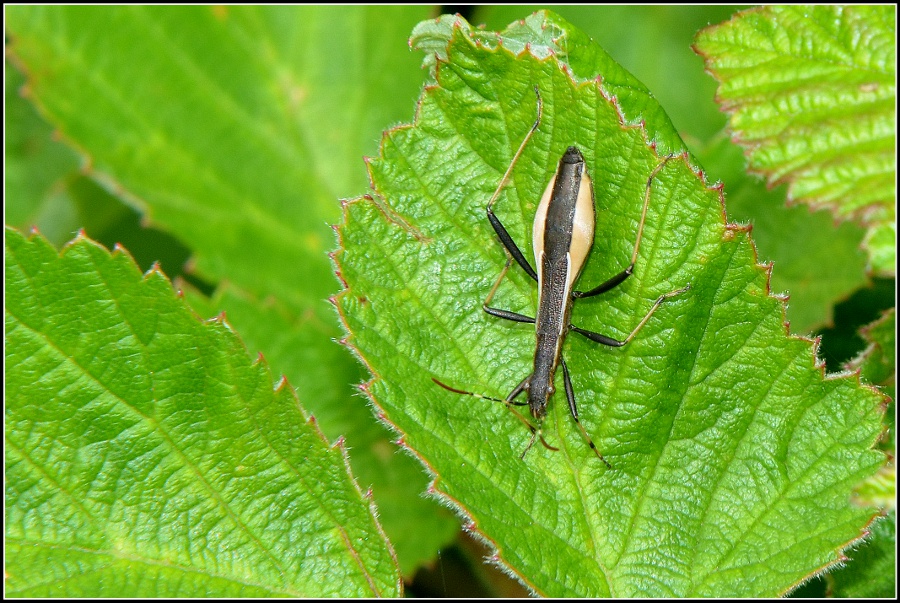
<box><xmin>434</xmin><ymin>88</ymin><xmax>689</xmax><ymax>466</ymax></box>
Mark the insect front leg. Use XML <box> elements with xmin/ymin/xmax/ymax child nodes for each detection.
<box><xmin>482</xmin><ymin>88</ymin><xmax>546</xmax><ymax>319</ymax></box>
<box><xmin>486</xmin><ymin>210</ymin><xmax>538</xmax><ymax>282</ymax></box>
<box><xmin>482</xmin><ymin>257</ymin><xmax>536</xmax><ymax>323</ymax></box>
<box><xmin>432</xmin><ymin>374</ymin><xmax>557</xmax><ymax>454</ymax></box>
<box><xmin>484</xmin><ymin>87</ymin><xmax>543</xmax><ymax>283</ymax></box>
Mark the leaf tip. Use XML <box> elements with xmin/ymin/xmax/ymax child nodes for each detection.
<box><xmin>272</xmin><ymin>375</ymin><xmax>293</xmax><ymax>396</ymax></box>
<box><xmin>306</xmin><ymin>412</ymin><xmax>320</xmax><ymax>431</ymax></box>
<box><xmin>723</xmin><ymin>222</ymin><xmax>750</xmax><ymax>241</ymax></box>
<box><xmin>326</xmin><ymin>292</ymin><xmax>340</xmax><ymax>307</ymax></box>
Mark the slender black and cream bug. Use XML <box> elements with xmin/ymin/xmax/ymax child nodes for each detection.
<box><xmin>434</xmin><ymin>88</ymin><xmax>689</xmax><ymax>466</ymax></box>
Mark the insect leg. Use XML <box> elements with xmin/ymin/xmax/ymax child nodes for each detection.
<box><xmin>479</xmin><ymin>262</ymin><xmax>547</xmax><ymax>455</ymax></box>
<box><xmin>482</xmin><ymin>255</ymin><xmax>536</xmax><ymax>323</ymax></box>
<box><xmin>574</xmin><ymin>154</ymin><xmax>678</xmax><ymax>299</ymax></box>
<box><xmin>487</xmin><ymin>212</ymin><xmax>538</xmax><ymax>282</ymax></box>
<box><xmin>572</xmin><ymin>268</ymin><xmax>633</xmax><ymax>300</ymax></box>
<box><xmin>561</xmin><ymin>358</ymin><xmax>612</xmax><ymax>468</ymax></box>
<box><xmin>484</xmin><ymin>307</ymin><xmax>536</xmax><ymax>324</ymax></box>
<box><xmin>432</xmin><ymin>376</ymin><xmax>527</xmax><ymax>407</ymax></box>
<box><xmin>570</xmin><ymin>284</ymin><xmax>691</xmax><ymax>347</ymax></box>
<box><xmin>485</xmin><ymin>87</ymin><xmax>543</xmax><ymax>283</ymax></box>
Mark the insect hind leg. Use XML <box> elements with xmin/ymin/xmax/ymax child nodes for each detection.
<box><xmin>570</xmin><ymin>284</ymin><xmax>691</xmax><ymax>347</ymax></box>
<box><xmin>561</xmin><ymin>358</ymin><xmax>612</xmax><ymax>468</ymax></box>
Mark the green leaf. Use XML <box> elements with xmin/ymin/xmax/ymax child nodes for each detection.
<box><xmin>181</xmin><ymin>282</ymin><xmax>462</xmax><ymax>575</ymax></box>
<box><xmin>4</xmin><ymin>60</ymin><xmax>82</xmax><ymax>246</ymax></box>
<box><xmin>5</xmin><ymin>4</ymin><xmax>428</xmax><ymax>314</ymax></box>
<box><xmin>5</xmin><ymin>228</ymin><xmax>400</xmax><ymax>597</ymax></box>
<box><xmin>5</xmin><ymin>61</ymin><xmax>194</xmax><ymax>276</ymax></box>
<box><xmin>5</xmin><ymin>5</ymin><xmax>458</xmax><ymax>575</ymax></box>
<box><xmin>829</xmin><ymin>511</ymin><xmax>896</xmax><ymax>598</ymax></box>
<box><xmin>846</xmin><ymin>308</ymin><xmax>896</xmax><ymax>390</ymax></box>
<box><xmin>411</xmin><ymin>11</ymin><xmax>685</xmax><ymax>157</ymax></box>
<box><xmin>334</xmin><ymin>14</ymin><xmax>887</xmax><ymax>597</ymax></box>
<box><xmin>695</xmin><ymin>134</ymin><xmax>870</xmax><ymax>335</ymax></box>
<box><xmin>842</xmin><ymin>302</ymin><xmax>895</xmax><ymax>587</ymax></box>
<box><xmin>853</xmin><ymin>466</ymin><xmax>895</xmax><ymax>512</ymax></box>
<box><xmin>476</xmin><ymin>5</ymin><xmax>740</xmax><ymax>144</ymax></box>
<box><xmin>694</xmin><ymin>5</ymin><xmax>897</xmax><ymax>276</ymax></box>
<box><xmin>845</xmin><ymin>308</ymin><xmax>896</xmax><ymax>456</ymax></box>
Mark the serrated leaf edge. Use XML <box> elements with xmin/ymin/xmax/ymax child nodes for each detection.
<box><xmin>6</xmin><ymin>226</ymin><xmax>402</xmax><ymax>597</ymax></box>
<box><xmin>692</xmin><ymin>6</ymin><xmax>896</xmax><ymax>279</ymax></box>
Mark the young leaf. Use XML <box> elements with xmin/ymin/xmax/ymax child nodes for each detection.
<box><xmin>5</xmin><ymin>228</ymin><xmax>400</xmax><ymax>597</ymax></box>
<box><xmin>334</xmin><ymin>15</ymin><xmax>887</xmax><ymax>597</ymax></box>
<box><xmin>845</xmin><ymin>308</ymin><xmax>895</xmax><ymax>454</ymax></box>
<box><xmin>834</xmin><ymin>312</ymin><xmax>896</xmax><ymax>601</ymax></box>
<box><xmin>694</xmin><ymin>5</ymin><xmax>896</xmax><ymax>276</ymax></box>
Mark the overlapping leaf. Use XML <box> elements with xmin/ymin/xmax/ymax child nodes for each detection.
<box><xmin>334</xmin><ymin>15</ymin><xmax>886</xmax><ymax>597</ymax></box>
<box><xmin>694</xmin><ymin>5</ymin><xmax>896</xmax><ymax>276</ymax></box>
<box><xmin>5</xmin><ymin>228</ymin><xmax>400</xmax><ymax>597</ymax></box>
<box><xmin>847</xmin><ymin>308</ymin><xmax>896</xmax><ymax>392</ymax></box>
<box><xmin>829</xmin><ymin>511</ymin><xmax>896</xmax><ymax>598</ymax></box>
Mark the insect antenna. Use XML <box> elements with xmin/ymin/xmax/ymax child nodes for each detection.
<box><xmin>431</xmin><ymin>377</ymin><xmax>558</xmax><ymax>452</ymax></box>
